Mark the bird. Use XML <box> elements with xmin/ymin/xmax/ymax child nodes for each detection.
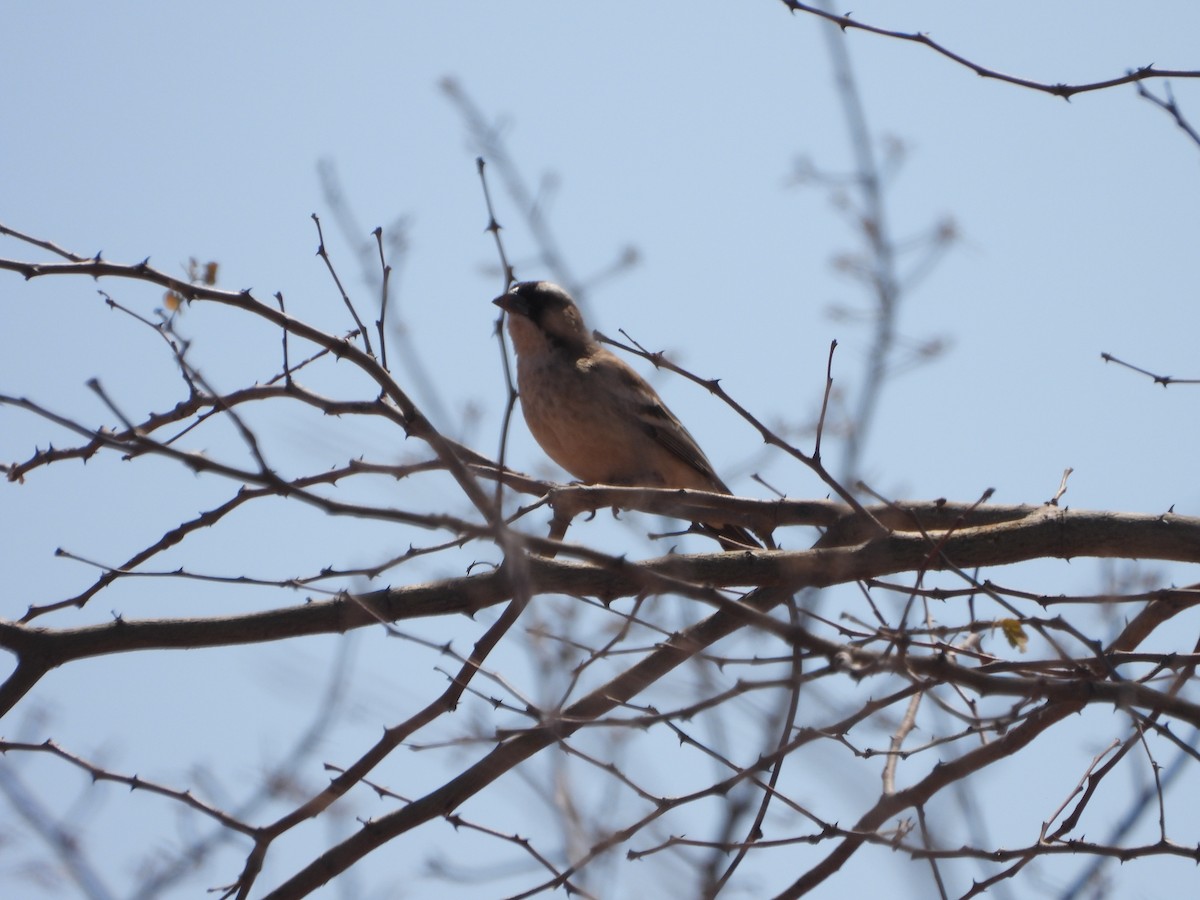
<box><xmin>493</xmin><ymin>280</ymin><xmax>767</xmax><ymax>550</ymax></box>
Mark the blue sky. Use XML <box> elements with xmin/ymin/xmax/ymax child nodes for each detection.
<box><xmin>3</xmin><ymin>3</ymin><xmax>1200</xmax><ymax>898</ymax></box>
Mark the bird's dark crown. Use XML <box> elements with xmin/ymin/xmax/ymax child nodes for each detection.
<box><xmin>497</xmin><ymin>281</ymin><xmax>592</xmax><ymax>352</ymax></box>
<box><xmin>509</xmin><ymin>281</ymin><xmax>574</xmax><ymax>319</ymax></box>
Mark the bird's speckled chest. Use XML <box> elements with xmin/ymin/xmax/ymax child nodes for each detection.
<box><xmin>515</xmin><ymin>351</ymin><xmax>651</xmax><ymax>484</ymax></box>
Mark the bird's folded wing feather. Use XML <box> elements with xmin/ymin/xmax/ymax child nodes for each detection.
<box><xmin>598</xmin><ymin>357</ymin><xmax>731</xmax><ymax>493</ymax></box>
<box><xmin>636</xmin><ymin>400</ymin><xmax>729</xmax><ymax>490</ymax></box>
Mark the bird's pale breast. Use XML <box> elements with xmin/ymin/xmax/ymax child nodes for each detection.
<box><xmin>517</xmin><ymin>352</ymin><xmax>712</xmax><ymax>489</ymax></box>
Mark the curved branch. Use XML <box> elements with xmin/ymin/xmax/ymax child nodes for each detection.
<box><xmin>779</xmin><ymin>2</ymin><xmax>1200</xmax><ymax>99</ymax></box>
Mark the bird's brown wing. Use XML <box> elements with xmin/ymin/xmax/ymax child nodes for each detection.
<box><xmin>632</xmin><ymin>383</ymin><xmax>769</xmax><ymax>550</ymax></box>
<box><xmin>604</xmin><ymin>353</ymin><xmax>766</xmax><ymax>550</ymax></box>
<box><xmin>597</xmin><ymin>355</ymin><xmax>726</xmax><ymax>490</ymax></box>
<box><xmin>641</xmin><ymin>405</ymin><xmax>765</xmax><ymax>549</ymax></box>
<box><xmin>635</xmin><ymin>398</ymin><xmax>731</xmax><ymax>493</ymax></box>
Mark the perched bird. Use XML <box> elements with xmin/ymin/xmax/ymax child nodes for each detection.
<box><xmin>493</xmin><ymin>280</ymin><xmax>766</xmax><ymax>550</ymax></box>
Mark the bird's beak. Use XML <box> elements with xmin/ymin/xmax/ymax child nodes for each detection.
<box><xmin>493</xmin><ymin>291</ymin><xmax>528</xmax><ymax>317</ymax></box>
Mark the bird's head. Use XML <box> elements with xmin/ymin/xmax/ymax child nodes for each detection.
<box><xmin>493</xmin><ymin>281</ymin><xmax>593</xmax><ymax>355</ymax></box>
